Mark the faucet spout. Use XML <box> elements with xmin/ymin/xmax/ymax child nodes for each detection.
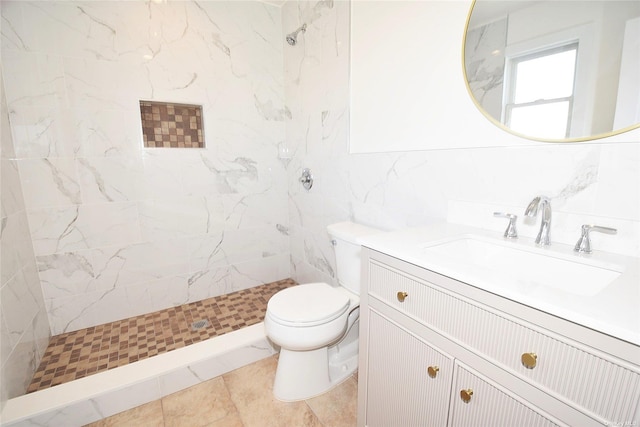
<box><xmin>524</xmin><ymin>196</ymin><xmax>552</xmax><ymax>246</ymax></box>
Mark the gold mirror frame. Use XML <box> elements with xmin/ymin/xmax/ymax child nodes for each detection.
<box><xmin>462</xmin><ymin>0</ymin><xmax>640</xmax><ymax>143</ymax></box>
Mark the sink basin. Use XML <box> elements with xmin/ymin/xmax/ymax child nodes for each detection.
<box><xmin>421</xmin><ymin>236</ymin><xmax>623</xmax><ymax>297</ymax></box>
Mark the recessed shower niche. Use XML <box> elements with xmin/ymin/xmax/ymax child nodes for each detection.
<box><xmin>139</xmin><ymin>100</ymin><xmax>205</xmax><ymax>148</ymax></box>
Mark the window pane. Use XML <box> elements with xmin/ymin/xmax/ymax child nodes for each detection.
<box><xmin>514</xmin><ymin>48</ymin><xmax>577</xmax><ymax>103</ymax></box>
<box><xmin>510</xmin><ymin>101</ymin><xmax>570</xmax><ymax>139</ymax></box>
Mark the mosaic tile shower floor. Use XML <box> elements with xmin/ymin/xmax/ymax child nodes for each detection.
<box><xmin>28</xmin><ymin>279</ymin><xmax>297</xmax><ymax>393</ymax></box>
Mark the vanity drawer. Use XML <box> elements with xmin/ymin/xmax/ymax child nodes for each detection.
<box><xmin>368</xmin><ymin>259</ymin><xmax>640</xmax><ymax>424</ymax></box>
<box><xmin>450</xmin><ymin>361</ymin><xmax>563</xmax><ymax>427</ymax></box>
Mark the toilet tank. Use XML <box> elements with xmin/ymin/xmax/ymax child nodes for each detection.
<box><xmin>327</xmin><ymin>222</ymin><xmax>381</xmax><ymax>295</ymax></box>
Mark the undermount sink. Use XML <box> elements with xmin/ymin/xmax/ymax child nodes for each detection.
<box><xmin>421</xmin><ymin>235</ymin><xmax>623</xmax><ymax>297</ymax></box>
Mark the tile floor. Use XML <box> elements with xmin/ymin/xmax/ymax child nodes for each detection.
<box><xmin>84</xmin><ymin>355</ymin><xmax>358</xmax><ymax>427</ymax></box>
<box><xmin>29</xmin><ymin>279</ymin><xmax>297</xmax><ymax>392</ymax></box>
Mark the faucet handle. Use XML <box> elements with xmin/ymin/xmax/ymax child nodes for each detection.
<box><xmin>494</xmin><ymin>212</ymin><xmax>518</xmax><ymax>239</ymax></box>
<box><xmin>574</xmin><ymin>224</ymin><xmax>617</xmax><ymax>254</ymax></box>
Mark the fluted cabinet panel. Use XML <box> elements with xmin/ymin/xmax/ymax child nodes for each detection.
<box><xmin>369</xmin><ymin>260</ymin><xmax>640</xmax><ymax>424</ymax></box>
<box><xmin>366</xmin><ymin>310</ymin><xmax>454</xmax><ymax>427</ymax></box>
<box><xmin>450</xmin><ymin>362</ymin><xmax>560</xmax><ymax>427</ymax></box>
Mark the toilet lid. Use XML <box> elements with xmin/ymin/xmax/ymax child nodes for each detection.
<box><xmin>267</xmin><ymin>283</ymin><xmax>350</xmax><ymax>326</ymax></box>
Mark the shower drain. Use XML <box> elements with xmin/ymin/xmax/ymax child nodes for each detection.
<box><xmin>191</xmin><ymin>319</ymin><xmax>210</xmax><ymax>331</ymax></box>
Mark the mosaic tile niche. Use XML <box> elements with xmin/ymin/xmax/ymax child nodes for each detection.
<box><xmin>140</xmin><ymin>101</ymin><xmax>205</xmax><ymax>148</ymax></box>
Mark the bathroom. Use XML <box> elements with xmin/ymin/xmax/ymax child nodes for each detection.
<box><xmin>1</xmin><ymin>0</ymin><xmax>638</xmax><ymax>425</ymax></box>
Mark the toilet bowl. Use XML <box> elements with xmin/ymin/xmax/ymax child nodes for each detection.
<box><xmin>264</xmin><ymin>221</ymin><xmax>380</xmax><ymax>401</ymax></box>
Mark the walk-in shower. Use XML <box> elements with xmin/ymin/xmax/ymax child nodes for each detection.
<box><xmin>286</xmin><ymin>23</ymin><xmax>307</xmax><ymax>45</ymax></box>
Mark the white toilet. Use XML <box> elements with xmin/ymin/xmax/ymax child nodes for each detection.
<box><xmin>264</xmin><ymin>221</ymin><xmax>379</xmax><ymax>401</ymax></box>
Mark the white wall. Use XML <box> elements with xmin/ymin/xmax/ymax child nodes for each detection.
<box><xmin>0</xmin><ymin>1</ymin><xmax>289</xmax><ymax>335</ymax></box>
<box><xmin>284</xmin><ymin>0</ymin><xmax>640</xmax><ymax>289</ymax></box>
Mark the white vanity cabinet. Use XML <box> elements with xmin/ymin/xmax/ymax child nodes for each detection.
<box><xmin>366</xmin><ymin>310</ymin><xmax>454</xmax><ymax>426</ymax></box>
<box><xmin>357</xmin><ymin>248</ymin><xmax>640</xmax><ymax>427</ymax></box>
<box><xmin>450</xmin><ymin>361</ymin><xmax>560</xmax><ymax>427</ymax></box>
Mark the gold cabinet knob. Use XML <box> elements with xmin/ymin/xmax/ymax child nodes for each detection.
<box><xmin>460</xmin><ymin>389</ymin><xmax>473</xmax><ymax>403</ymax></box>
<box><xmin>521</xmin><ymin>352</ymin><xmax>538</xmax><ymax>369</ymax></box>
<box><xmin>397</xmin><ymin>291</ymin><xmax>408</xmax><ymax>302</ymax></box>
<box><xmin>427</xmin><ymin>366</ymin><xmax>439</xmax><ymax>378</ymax></box>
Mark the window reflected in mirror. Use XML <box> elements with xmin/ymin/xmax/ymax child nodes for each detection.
<box><xmin>464</xmin><ymin>0</ymin><xmax>640</xmax><ymax>142</ymax></box>
<box><xmin>506</xmin><ymin>44</ymin><xmax>577</xmax><ymax>139</ymax></box>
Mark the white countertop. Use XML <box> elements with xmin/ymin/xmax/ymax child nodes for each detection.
<box><xmin>360</xmin><ymin>223</ymin><xmax>640</xmax><ymax>346</ymax></box>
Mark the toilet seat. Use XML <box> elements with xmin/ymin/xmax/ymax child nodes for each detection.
<box><xmin>267</xmin><ymin>283</ymin><xmax>350</xmax><ymax>327</ymax></box>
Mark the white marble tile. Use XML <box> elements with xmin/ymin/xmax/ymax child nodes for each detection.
<box><xmin>9</xmin><ymin>2</ymin><xmax>126</xmax><ymax>59</ymax></box>
<box><xmin>123</xmin><ymin>284</ymin><xmax>155</xmax><ymax>320</ymax></box>
<box><xmin>90</xmin><ymin>378</ymin><xmax>162</xmax><ymax>419</ymax></box>
<box><xmin>18</xmin><ymin>158</ymin><xmax>81</xmax><ymax>209</ymax></box>
<box><xmin>12</xmin><ymin>398</ymin><xmax>104</xmax><ymax>427</ymax></box>
<box><xmin>1</xmin><ymin>265</ymin><xmax>40</xmax><ymax>349</ymax></box>
<box><xmin>1</xmin><ymin>211</ymin><xmax>36</xmax><ymax>285</ymax></box>
<box><xmin>45</xmin><ymin>285</ymin><xmax>127</xmax><ymax>335</ymax></box>
<box><xmin>76</xmin><ymin>109</ymin><xmax>143</xmax><ymax>157</ymax></box>
<box><xmin>63</xmin><ymin>56</ymin><xmax>150</xmax><ymax>112</ymax></box>
<box><xmin>182</xmin><ymin>254</ymin><xmax>289</xmax><ymax>303</ymax></box>
<box><xmin>145</xmin><ymin>275</ymin><xmax>189</xmax><ymax>312</ymax></box>
<box><xmin>138</xmin><ymin>197</ymin><xmax>224</xmax><ymax>241</ymax></box>
<box><xmin>1</xmin><ymin>158</ymin><xmax>25</xmax><ymax>219</ymax></box>
<box><xmin>139</xmin><ymin>149</ymin><xmax>189</xmax><ymax>201</ymax></box>
<box><xmin>2</xmin><ymin>52</ymin><xmax>71</xmax><ymax>159</ymax></box>
<box><xmin>77</xmin><ymin>156</ymin><xmax>145</xmax><ymax>203</ymax></box>
<box><xmin>28</xmin><ymin>202</ymin><xmax>141</xmax><ymax>256</ymax></box>
<box><xmin>1</xmin><ymin>51</ymin><xmax>66</xmax><ymax>110</ymax></box>
<box><xmin>190</xmin><ymin>226</ymin><xmax>288</xmax><ymax>272</ymax></box>
<box><xmin>179</xmin><ymin>265</ymin><xmax>233</xmax><ymax>304</ymax></box>
<box><xmin>31</xmin><ymin>307</ymin><xmax>51</xmax><ymax>365</ymax></box>
<box><xmin>465</xmin><ymin>18</ymin><xmax>507</xmax><ymax>120</ymax></box>
<box><xmin>595</xmin><ymin>142</ymin><xmax>640</xmax><ymax>220</ymax></box>
<box><xmin>223</xmin><ymin>190</ymin><xmax>288</xmax><ymax>230</ymax></box>
<box><xmin>1</xmin><ymin>329</ymin><xmax>38</xmax><ymax>400</ymax></box>
<box><xmin>0</xmin><ymin>316</ymin><xmax>12</xmax><ymax>368</ymax></box>
<box><xmin>179</xmin><ymin>151</ymin><xmax>271</xmax><ymax>197</ymax></box>
<box><xmin>1</xmin><ymin>74</ymin><xmax>16</xmax><ymax>160</ymax></box>
<box><xmin>158</xmin><ymin>337</ymin><xmax>276</xmax><ymax>396</ymax></box>
<box><xmin>37</xmin><ymin>239</ymin><xmax>193</xmax><ymax>300</ymax></box>
<box><xmin>0</xmin><ymin>1</ymin><xmax>30</xmax><ymax>54</ymax></box>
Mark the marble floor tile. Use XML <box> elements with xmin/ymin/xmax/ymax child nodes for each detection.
<box><xmin>306</xmin><ymin>376</ymin><xmax>358</xmax><ymax>427</ymax></box>
<box><xmin>207</xmin><ymin>411</ymin><xmax>245</xmax><ymax>427</ymax></box>
<box><xmin>85</xmin><ymin>400</ymin><xmax>164</xmax><ymax>427</ymax></box>
<box><xmin>84</xmin><ymin>354</ymin><xmax>358</xmax><ymax>427</ymax></box>
<box><xmin>162</xmin><ymin>376</ymin><xmax>237</xmax><ymax>427</ymax></box>
<box><xmin>223</xmin><ymin>356</ymin><xmax>323</xmax><ymax>427</ymax></box>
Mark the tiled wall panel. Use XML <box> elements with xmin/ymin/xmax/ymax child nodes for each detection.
<box><xmin>0</xmin><ymin>0</ymin><xmax>288</xmax><ymax>336</ymax></box>
<box><xmin>1</xmin><ymin>68</ymin><xmax>51</xmax><ymax>406</ymax></box>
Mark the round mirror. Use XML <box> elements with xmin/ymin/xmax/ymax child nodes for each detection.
<box><xmin>464</xmin><ymin>0</ymin><xmax>640</xmax><ymax>142</ymax></box>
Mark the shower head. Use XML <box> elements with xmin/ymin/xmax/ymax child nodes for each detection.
<box><xmin>286</xmin><ymin>23</ymin><xmax>307</xmax><ymax>46</ymax></box>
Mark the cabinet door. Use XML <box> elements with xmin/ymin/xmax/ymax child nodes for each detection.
<box><xmin>366</xmin><ymin>310</ymin><xmax>454</xmax><ymax>427</ymax></box>
<box><xmin>449</xmin><ymin>361</ymin><xmax>563</xmax><ymax>427</ymax></box>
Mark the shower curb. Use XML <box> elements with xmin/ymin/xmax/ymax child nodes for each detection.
<box><xmin>1</xmin><ymin>323</ymin><xmax>276</xmax><ymax>426</ymax></box>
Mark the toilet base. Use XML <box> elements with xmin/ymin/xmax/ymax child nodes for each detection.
<box><xmin>272</xmin><ymin>320</ymin><xmax>359</xmax><ymax>402</ymax></box>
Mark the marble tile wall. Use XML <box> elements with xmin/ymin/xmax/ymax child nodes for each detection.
<box><xmin>0</xmin><ymin>1</ymin><xmax>289</xmax><ymax>336</ymax></box>
<box><xmin>283</xmin><ymin>0</ymin><xmax>640</xmax><ymax>290</ymax></box>
<box><xmin>465</xmin><ymin>18</ymin><xmax>507</xmax><ymax>121</ymax></box>
<box><xmin>0</xmin><ymin>69</ymin><xmax>52</xmax><ymax>409</ymax></box>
